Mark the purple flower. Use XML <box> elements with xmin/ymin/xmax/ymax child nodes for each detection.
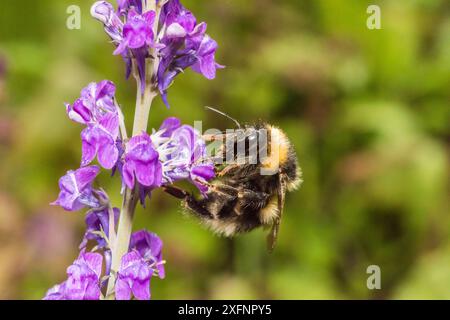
<box><xmin>117</xmin><ymin>0</ymin><xmax>143</xmax><ymax>15</ymax></box>
<box><xmin>162</xmin><ymin>125</ymin><xmax>201</xmax><ymax>181</ymax></box>
<box><xmin>158</xmin><ymin>116</ymin><xmax>181</xmax><ymax>138</ymax></box>
<box><xmin>130</xmin><ymin>230</ymin><xmax>165</xmax><ymax>278</ymax></box>
<box><xmin>116</xmin><ymin>251</ymin><xmax>152</xmax><ymax>300</ymax></box>
<box><xmin>66</xmin><ymin>80</ymin><xmax>117</xmax><ymax>125</ymax></box>
<box><xmin>65</xmin><ymin>81</ymin><xmax>120</xmax><ymax>169</ymax></box>
<box><xmin>79</xmin><ymin>206</ymin><xmax>119</xmax><ymax>278</ymax></box>
<box><xmin>114</xmin><ymin>9</ymin><xmax>156</xmax><ymax>55</ymax></box>
<box><xmin>80</xmin><ymin>207</ymin><xmax>119</xmax><ymax>250</ymax></box>
<box><xmin>91</xmin><ymin>2</ymin><xmax>136</xmax><ymax>78</ymax></box>
<box><xmin>152</xmin><ymin>119</ymin><xmax>215</xmax><ymax>193</ymax></box>
<box><xmin>160</xmin><ymin>0</ymin><xmax>190</xmax><ymax>27</ymax></box>
<box><xmin>156</xmin><ymin>1</ymin><xmax>223</xmax><ymax>106</ymax></box>
<box><xmin>171</xmin><ymin>125</ymin><xmax>215</xmax><ymax>193</ymax></box>
<box><xmin>190</xmin><ymin>35</ymin><xmax>223</xmax><ymax>80</ymax></box>
<box><xmin>51</xmin><ymin>166</ymin><xmax>100</xmax><ymax>211</ymax></box>
<box><xmin>113</xmin><ymin>8</ymin><xmax>157</xmax><ymax>91</ymax></box>
<box><xmin>91</xmin><ymin>1</ymin><xmax>124</xmax><ymax>44</ymax></box>
<box><xmin>122</xmin><ymin>133</ymin><xmax>163</xmax><ymax>190</ymax></box>
<box><xmin>43</xmin><ymin>282</ymin><xmax>67</xmax><ymax>300</ymax></box>
<box><xmin>92</xmin><ymin>1</ymin><xmax>223</xmax><ymax>103</ymax></box>
<box><xmin>190</xmin><ymin>164</ymin><xmax>215</xmax><ymax>194</ymax></box>
<box><xmin>92</xmin><ymin>2</ymin><xmax>157</xmax><ymax>92</ymax></box>
<box><xmin>81</xmin><ymin>112</ymin><xmax>120</xmax><ymax>169</ymax></box>
<box><xmin>114</xmin><ymin>230</ymin><xmax>165</xmax><ymax>300</ymax></box>
<box><xmin>163</xmin><ymin>3</ymin><xmax>197</xmax><ymax>37</ymax></box>
<box><xmin>44</xmin><ymin>251</ymin><xmax>103</xmax><ymax>300</ymax></box>
<box><xmin>65</xmin><ymin>251</ymin><xmax>103</xmax><ymax>300</ymax></box>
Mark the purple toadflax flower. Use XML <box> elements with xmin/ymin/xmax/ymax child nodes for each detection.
<box><xmin>66</xmin><ymin>80</ymin><xmax>117</xmax><ymax>124</ymax></box>
<box><xmin>157</xmin><ymin>0</ymin><xmax>224</xmax><ymax>106</ymax></box>
<box><xmin>152</xmin><ymin>117</ymin><xmax>215</xmax><ymax>194</ymax></box>
<box><xmin>137</xmin><ymin>117</ymin><xmax>215</xmax><ymax>203</ymax></box>
<box><xmin>44</xmin><ymin>250</ymin><xmax>103</xmax><ymax>300</ymax></box>
<box><xmin>91</xmin><ymin>1</ymin><xmax>124</xmax><ymax>43</ymax></box>
<box><xmin>80</xmin><ymin>207</ymin><xmax>119</xmax><ymax>250</ymax></box>
<box><xmin>43</xmin><ymin>282</ymin><xmax>67</xmax><ymax>300</ymax></box>
<box><xmin>91</xmin><ymin>1</ymin><xmax>157</xmax><ymax>90</ymax></box>
<box><xmin>105</xmin><ymin>117</ymin><xmax>215</xmax><ymax>204</ymax></box>
<box><xmin>91</xmin><ymin>1</ymin><xmax>134</xmax><ymax>78</ymax></box>
<box><xmin>51</xmin><ymin>166</ymin><xmax>101</xmax><ymax>211</ymax></box>
<box><xmin>157</xmin><ymin>116</ymin><xmax>181</xmax><ymax>137</ymax></box>
<box><xmin>48</xmin><ymin>0</ymin><xmax>224</xmax><ymax>301</ymax></box>
<box><xmin>80</xmin><ymin>206</ymin><xmax>120</xmax><ymax>278</ymax></box>
<box><xmin>190</xmin><ymin>34</ymin><xmax>223</xmax><ymax>80</ymax></box>
<box><xmin>115</xmin><ymin>251</ymin><xmax>152</xmax><ymax>300</ymax></box>
<box><xmin>66</xmin><ymin>80</ymin><xmax>120</xmax><ymax>169</ymax></box>
<box><xmin>81</xmin><ymin>111</ymin><xmax>120</xmax><ymax>169</ymax></box>
<box><xmin>122</xmin><ymin>132</ymin><xmax>163</xmax><ymax>190</ymax></box>
<box><xmin>117</xmin><ymin>0</ymin><xmax>144</xmax><ymax>16</ymax></box>
<box><xmin>92</xmin><ymin>0</ymin><xmax>223</xmax><ymax>106</ymax></box>
<box><xmin>115</xmin><ymin>230</ymin><xmax>164</xmax><ymax>300</ymax></box>
<box><xmin>114</xmin><ymin>8</ymin><xmax>157</xmax><ymax>90</ymax></box>
<box><xmin>130</xmin><ymin>230</ymin><xmax>165</xmax><ymax>278</ymax></box>
<box><xmin>114</xmin><ymin>9</ymin><xmax>156</xmax><ymax>56</ymax></box>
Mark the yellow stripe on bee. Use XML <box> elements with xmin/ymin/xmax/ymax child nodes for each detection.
<box><xmin>261</xmin><ymin>127</ymin><xmax>289</xmax><ymax>172</ymax></box>
<box><xmin>259</xmin><ymin>195</ymin><xmax>279</xmax><ymax>225</ymax></box>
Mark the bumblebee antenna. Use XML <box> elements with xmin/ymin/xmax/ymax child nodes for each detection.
<box><xmin>205</xmin><ymin>106</ymin><xmax>241</xmax><ymax>129</ymax></box>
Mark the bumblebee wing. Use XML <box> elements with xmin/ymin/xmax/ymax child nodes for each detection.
<box><xmin>267</xmin><ymin>174</ymin><xmax>286</xmax><ymax>252</ymax></box>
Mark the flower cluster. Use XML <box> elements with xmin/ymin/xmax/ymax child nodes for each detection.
<box><xmin>47</xmin><ymin>80</ymin><xmax>214</xmax><ymax>299</ymax></box>
<box><xmin>157</xmin><ymin>0</ymin><xmax>224</xmax><ymax>105</ymax></box>
<box><xmin>152</xmin><ymin>117</ymin><xmax>215</xmax><ymax>194</ymax></box>
<box><xmin>91</xmin><ymin>0</ymin><xmax>223</xmax><ymax>106</ymax></box>
<box><xmin>46</xmin><ymin>0</ymin><xmax>220</xmax><ymax>301</ymax></box>
<box><xmin>60</xmin><ymin>80</ymin><xmax>213</xmax><ymax>198</ymax></box>
<box><xmin>44</xmin><ymin>250</ymin><xmax>103</xmax><ymax>300</ymax></box>
<box><xmin>44</xmin><ymin>230</ymin><xmax>164</xmax><ymax>300</ymax></box>
<box><xmin>66</xmin><ymin>80</ymin><xmax>120</xmax><ymax>170</ymax></box>
<box><xmin>116</xmin><ymin>230</ymin><xmax>165</xmax><ymax>300</ymax></box>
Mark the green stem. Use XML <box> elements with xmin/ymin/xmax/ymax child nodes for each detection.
<box><xmin>132</xmin><ymin>83</ymin><xmax>157</xmax><ymax>136</ymax></box>
<box><xmin>105</xmin><ymin>1</ymin><xmax>163</xmax><ymax>299</ymax></box>
<box><xmin>105</xmin><ymin>65</ymin><xmax>159</xmax><ymax>299</ymax></box>
<box><xmin>105</xmin><ymin>187</ymin><xmax>138</xmax><ymax>297</ymax></box>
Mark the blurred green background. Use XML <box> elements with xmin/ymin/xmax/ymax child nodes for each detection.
<box><xmin>0</xmin><ymin>0</ymin><xmax>449</xmax><ymax>299</ymax></box>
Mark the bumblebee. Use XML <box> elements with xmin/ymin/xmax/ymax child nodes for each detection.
<box><xmin>164</xmin><ymin>115</ymin><xmax>302</xmax><ymax>252</ymax></box>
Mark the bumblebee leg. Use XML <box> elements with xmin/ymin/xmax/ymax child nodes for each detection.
<box><xmin>267</xmin><ymin>174</ymin><xmax>287</xmax><ymax>252</ymax></box>
<box><xmin>162</xmin><ymin>185</ymin><xmax>217</xmax><ymax>219</ymax></box>
<box><xmin>209</xmin><ymin>183</ymin><xmax>239</xmax><ymax>196</ymax></box>
<box><xmin>209</xmin><ymin>184</ymin><xmax>270</xmax><ymax>218</ymax></box>
<box><xmin>218</xmin><ymin>165</ymin><xmax>239</xmax><ymax>177</ymax></box>
<box><xmin>238</xmin><ymin>189</ymin><xmax>270</xmax><ymax>210</ymax></box>
<box><xmin>185</xmin><ymin>196</ymin><xmax>216</xmax><ymax>219</ymax></box>
<box><xmin>210</xmin><ymin>184</ymin><xmax>269</xmax><ymax>205</ymax></box>
<box><xmin>163</xmin><ymin>185</ymin><xmax>190</xmax><ymax>199</ymax></box>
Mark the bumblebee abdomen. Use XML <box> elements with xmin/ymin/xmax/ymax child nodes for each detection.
<box><xmin>203</xmin><ymin>213</ymin><xmax>262</xmax><ymax>237</ymax></box>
